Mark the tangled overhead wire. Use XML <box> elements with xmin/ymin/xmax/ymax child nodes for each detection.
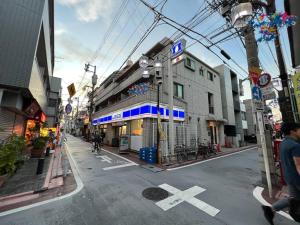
<box><xmin>249</xmin><ymin>11</ymin><xmax>297</xmax><ymax>42</ymax></box>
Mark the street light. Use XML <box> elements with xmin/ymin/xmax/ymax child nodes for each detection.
<box><xmin>139</xmin><ymin>56</ymin><xmax>163</xmax><ymax>162</ymax></box>
<box><xmin>142</xmin><ymin>69</ymin><xmax>150</xmax><ymax>78</ymax></box>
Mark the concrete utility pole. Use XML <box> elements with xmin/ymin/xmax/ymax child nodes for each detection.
<box><xmin>84</xmin><ymin>63</ymin><xmax>98</xmax><ymax>140</ymax></box>
<box><xmin>168</xmin><ymin>50</ymin><xmax>175</xmax><ymax>159</ymax></box>
<box><xmin>244</xmin><ymin>27</ymin><xmax>272</xmax><ymax>197</ymax></box>
<box><xmin>266</xmin><ymin>0</ymin><xmax>294</xmax><ymax>123</ymax></box>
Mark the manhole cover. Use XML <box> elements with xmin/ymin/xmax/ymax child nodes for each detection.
<box><xmin>142</xmin><ymin>187</ymin><xmax>169</xmax><ymax>201</ymax></box>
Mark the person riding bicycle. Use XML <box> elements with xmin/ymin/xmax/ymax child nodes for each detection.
<box><xmin>92</xmin><ymin>131</ymin><xmax>102</xmax><ymax>153</ymax></box>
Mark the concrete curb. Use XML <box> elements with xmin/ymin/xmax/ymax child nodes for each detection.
<box><xmin>167</xmin><ymin>146</ymin><xmax>257</xmax><ymax>171</ymax></box>
<box><xmin>0</xmin><ymin>191</ymin><xmax>34</xmax><ymax>202</ymax></box>
<box><xmin>252</xmin><ymin>186</ymin><xmax>294</xmax><ymax>221</ymax></box>
<box><xmin>41</xmin><ymin>153</ymin><xmax>55</xmax><ymax>190</ymax></box>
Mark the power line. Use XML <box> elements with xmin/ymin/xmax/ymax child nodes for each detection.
<box><xmin>139</xmin><ymin>0</ymin><xmax>249</xmax><ymax>77</ymax></box>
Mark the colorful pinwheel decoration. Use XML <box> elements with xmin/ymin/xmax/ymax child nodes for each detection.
<box><xmin>128</xmin><ymin>82</ymin><xmax>150</xmax><ymax>96</ymax></box>
<box><xmin>249</xmin><ymin>12</ymin><xmax>297</xmax><ymax>42</ymax></box>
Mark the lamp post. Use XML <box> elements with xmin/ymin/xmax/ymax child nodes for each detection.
<box><xmin>84</xmin><ymin>63</ymin><xmax>98</xmax><ymax>141</ymax></box>
<box><xmin>139</xmin><ymin>56</ymin><xmax>163</xmax><ymax>163</ymax></box>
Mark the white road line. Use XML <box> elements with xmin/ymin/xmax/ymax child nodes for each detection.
<box><xmin>253</xmin><ymin>186</ymin><xmax>294</xmax><ymax>221</ymax></box>
<box><xmin>101</xmin><ymin>148</ymin><xmax>138</xmax><ymax>165</ymax></box>
<box><xmin>96</xmin><ymin>155</ymin><xmax>112</xmax><ymax>163</ymax></box>
<box><xmin>102</xmin><ymin>162</ymin><xmax>137</xmax><ymax>171</ymax></box>
<box><xmin>0</xmin><ymin>142</ymin><xmax>84</xmax><ymax>217</ymax></box>
<box><xmin>156</xmin><ymin>183</ymin><xmax>220</xmax><ymax>217</ymax></box>
<box><xmin>167</xmin><ymin>147</ymin><xmax>257</xmax><ymax>171</ymax></box>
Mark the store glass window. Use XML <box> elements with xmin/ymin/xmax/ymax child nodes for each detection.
<box><xmin>131</xmin><ymin>119</ymin><xmax>143</xmax><ymax>136</ymax></box>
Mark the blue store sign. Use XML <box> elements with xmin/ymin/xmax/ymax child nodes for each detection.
<box><xmin>93</xmin><ymin>102</ymin><xmax>185</xmax><ymax>125</ymax></box>
<box><xmin>171</xmin><ymin>39</ymin><xmax>186</xmax><ymax>58</ymax></box>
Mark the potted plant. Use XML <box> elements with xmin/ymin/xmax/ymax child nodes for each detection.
<box><xmin>0</xmin><ymin>134</ymin><xmax>25</xmax><ymax>187</ymax></box>
<box><xmin>31</xmin><ymin>137</ymin><xmax>48</xmax><ymax>158</ymax></box>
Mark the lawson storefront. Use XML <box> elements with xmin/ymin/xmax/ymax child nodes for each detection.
<box><xmin>92</xmin><ymin>102</ymin><xmax>185</xmax><ymax>151</ymax></box>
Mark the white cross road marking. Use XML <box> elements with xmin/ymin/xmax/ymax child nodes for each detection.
<box><xmin>102</xmin><ymin>162</ymin><xmax>137</xmax><ymax>171</ymax></box>
<box><xmin>156</xmin><ymin>183</ymin><xmax>220</xmax><ymax>217</ymax></box>
<box><xmin>96</xmin><ymin>155</ymin><xmax>112</xmax><ymax>163</ymax></box>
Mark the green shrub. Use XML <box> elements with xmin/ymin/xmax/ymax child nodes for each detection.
<box><xmin>0</xmin><ymin>134</ymin><xmax>26</xmax><ymax>175</ymax></box>
<box><xmin>33</xmin><ymin>137</ymin><xmax>47</xmax><ymax>150</ymax></box>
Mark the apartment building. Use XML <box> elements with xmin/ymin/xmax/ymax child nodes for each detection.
<box><xmin>47</xmin><ymin>77</ymin><xmax>62</xmax><ymax>127</ymax></box>
<box><xmin>0</xmin><ymin>0</ymin><xmax>54</xmax><ymax>140</ymax></box>
<box><xmin>92</xmin><ymin>38</ymin><xmax>225</xmax><ymax>151</ymax></box>
<box><xmin>214</xmin><ymin>65</ymin><xmax>247</xmax><ymax>147</ymax></box>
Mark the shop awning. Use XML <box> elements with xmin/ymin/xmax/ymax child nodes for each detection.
<box><xmin>205</xmin><ymin>116</ymin><xmax>227</xmax><ymax>123</ymax></box>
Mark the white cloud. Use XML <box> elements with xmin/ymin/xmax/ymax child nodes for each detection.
<box><xmin>57</xmin><ymin>0</ymin><xmax>115</xmax><ymax>23</ymax></box>
<box><xmin>55</xmin><ymin>28</ymin><xmax>67</xmax><ymax>36</ymax></box>
<box><xmin>56</xmin><ymin>32</ymin><xmax>93</xmax><ymax>62</ymax></box>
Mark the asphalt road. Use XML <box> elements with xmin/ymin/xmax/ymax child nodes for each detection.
<box><xmin>0</xmin><ymin>135</ymin><xmax>297</xmax><ymax>225</ymax></box>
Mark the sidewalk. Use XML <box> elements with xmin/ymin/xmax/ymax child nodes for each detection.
<box><xmin>0</xmin><ymin>145</ymin><xmax>77</xmax><ymax>213</ymax></box>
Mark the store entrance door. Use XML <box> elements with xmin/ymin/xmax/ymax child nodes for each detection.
<box><xmin>210</xmin><ymin>126</ymin><xmax>214</xmax><ymax>145</ymax></box>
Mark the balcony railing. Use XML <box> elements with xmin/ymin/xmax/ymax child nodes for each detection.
<box><xmin>93</xmin><ymin>88</ymin><xmax>158</xmax><ymax>118</ymax></box>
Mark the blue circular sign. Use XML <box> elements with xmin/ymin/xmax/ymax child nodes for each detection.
<box><xmin>65</xmin><ymin>104</ymin><xmax>72</xmax><ymax>114</ymax></box>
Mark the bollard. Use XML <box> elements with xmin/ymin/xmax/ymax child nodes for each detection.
<box><xmin>36</xmin><ymin>158</ymin><xmax>45</xmax><ymax>175</ymax></box>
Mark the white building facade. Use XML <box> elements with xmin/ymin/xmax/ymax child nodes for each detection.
<box><xmin>92</xmin><ymin>38</ymin><xmax>225</xmax><ymax>152</ymax></box>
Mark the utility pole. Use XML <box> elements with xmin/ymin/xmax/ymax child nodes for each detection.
<box><xmin>210</xmin><ymin>0</ymin><xmax>273</xmax><ymax>197</ymax></box>
<box><xmin>244</xmin><ymin>27</ymin><xmax>273</xmax><ymax>197</ymax></box>
<box><xmin>84</xmin><ymin>63</ymin><xmax>98</xmax><ymax>141</ymax></box>
<box><xmin>265</xmin><ymin>0</ymin><xmax>294</xmax><ymax>123</ymax></box>
<box><xmin>168</xmin><ymin>50</ymin><xmax>175</xmax><ymax>159</ymax></box>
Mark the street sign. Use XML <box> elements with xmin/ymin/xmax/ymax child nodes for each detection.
<box><xmin>252</xmin><ymin>85</ymin><xmax>264</xmax><ymax>111</ymax></box>
<box><xmin>292</xmin><ymin>72</ymin><xmax>300</xmax><ymax>115</ymax></box>
<box><xmin>171</xmin><ymin>39</ymin><xmax>186</xmax><ymax>58</ymax></box>
<box><xmin>65</xmin><ymin>104</ymin><xmax>72</xmax><ymax>115</ymax></box>
<box><xmin>67</xmin><ymin>83</ymin><xmax>76</xmax><ymax>98</ymax></box>
<box><xmin>258</xmin><ymin>73</ymin><xmax>271</xmax><ymax>88</ymax></box>
<box><xmin>252</xmin><ymin>85</ymin><xmax>262</xmax><ymax>101</ymax></box>
<box><xmin>249</xmin><ymin>67</ymin><xmax>262</xmax><ymax>85</ymax></box>
<box><xmin>263</xmin><ymin>91</ymin><xmax>276</xmax><ymax>100</ymax></box>
<box><xmin>261</xmin><ymin>83</ymin><xmax>274</xmax><ymax>95</ymax></box>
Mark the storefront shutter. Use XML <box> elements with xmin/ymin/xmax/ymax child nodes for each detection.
<box><xmin>0</xmin><ymin>108</ymin><xmax>15</xmax><ymax>141</ymax></box>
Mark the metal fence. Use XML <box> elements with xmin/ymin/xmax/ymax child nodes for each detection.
<box><xmin>149</xmin><ymin>122</ymin><xmax>207</xmax><ymax>163</ymax></box>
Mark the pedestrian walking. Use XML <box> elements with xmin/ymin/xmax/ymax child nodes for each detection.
<box><xmin>262</xmin><ymin>122</ymin><xmax>300</xmax><ymax>224</ymax></box>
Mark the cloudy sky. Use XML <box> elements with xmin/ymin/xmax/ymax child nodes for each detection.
<box><xmin>54</xmin><ymin>0</ymin><xmax>293</xmax><ymax>108</ymax></box>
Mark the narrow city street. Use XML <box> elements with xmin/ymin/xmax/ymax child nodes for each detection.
<box><xmin>0</xmin><ymin>135</ymin><xmax>296</xmax><ymax>225</ymax></box>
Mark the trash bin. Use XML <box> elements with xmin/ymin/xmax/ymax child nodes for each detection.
<box><xmin>36</xmin><ymin>158</ymin><xmax>45</xmax><ymax>175</ymax></box>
